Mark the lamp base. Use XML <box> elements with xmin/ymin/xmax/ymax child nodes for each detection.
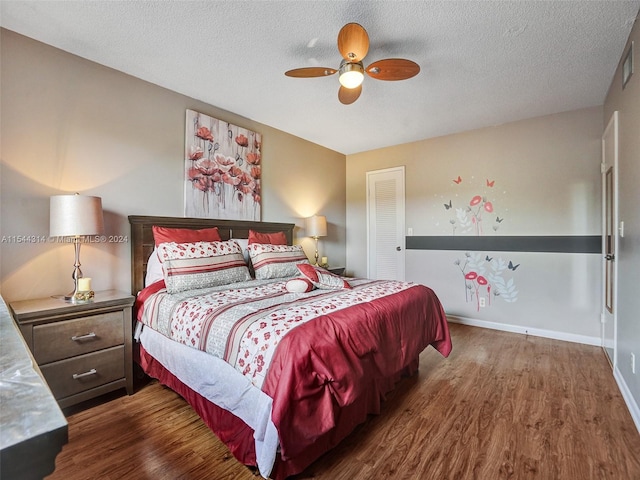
<box><xmin>65</xmin><ymin>246</ymin><xmax>84</xmax><ymax>303</ymax></box>
<box><xmin>313</xmin><ymin>236</ymin><xmax>319</xmax><ymax>265</ymax></box>
<box><xmin>64</xmin><ymin>283</ymin><xmax>79</xmax><ymax>303</ymax></box>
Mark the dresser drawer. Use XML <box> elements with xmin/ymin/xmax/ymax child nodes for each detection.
<box><xmin>32</xmin><ymin>311</ymin><xmax>124</xmax><ymax>364</ymax></box>
<box><xmin>40</xmin><ymin>345</ymin><xmax>125</xmax><ymax>400</ymax></box>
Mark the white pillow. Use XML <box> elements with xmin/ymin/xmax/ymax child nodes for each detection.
<box><xmin>145</xmin><ymin>248</ymin><xmax>164</xmax><ymax>286</ymax></box>
<box><xmin>230</xmin><ymin>238</ymin><xmax>250</xmax><ymax>264</ymax></box>
<box><xmin>285</xmin><ymin>277</ymin><xmax>315</xmax><ymax>293</ymax></box>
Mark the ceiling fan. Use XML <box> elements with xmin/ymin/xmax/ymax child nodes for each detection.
<box><xmin>285</xmin><ymin>23</ymin><xmax>420</xmax><ymax>105</ymax></box>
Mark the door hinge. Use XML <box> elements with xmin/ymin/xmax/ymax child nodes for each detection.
<box><xmin>600</xmin><ymin>162</ymin><xmax>607</xmax><ymax>174</ymax></box>
<box><xmin>601</xmin><ymin>313</ymin><xmax>606</xmax><ymax>324</ymax></box>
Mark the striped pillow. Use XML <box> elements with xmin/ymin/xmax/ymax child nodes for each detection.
<box><xmin>157</xmin><ymin>240</ymin><xmax>251</xmax><ymax>293</ymax></box>
<box><xmin>248</xmin><ymin>243</ymin><xmax>309</xmax><ymax>280</ymax></box>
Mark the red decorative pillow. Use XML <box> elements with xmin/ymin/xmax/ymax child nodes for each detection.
<box><xmin>152</xmin><ymin>226</ymin><xmax>221</xmax><ymax>246</ymax></box>
<box><xmin>248</xmin><ymin>229</ymin><xmax>287</xmax><ymax>245</ymax></box>
<box><xmin>297</xmin><ymin>264</ymin><xmax>351</xmax><ymax>290</ymax></box>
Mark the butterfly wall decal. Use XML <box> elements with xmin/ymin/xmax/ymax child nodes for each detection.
<box><xmin>453</xmin><ymin>176</ymin><xmax>462</xmax><ymax>184</ymax></box>
<box><xmin>508</xmin><ymin>261</ymin><xmax>520</xmax><ymax>271</ymax></box>
<box><xmin>486</xmin><ymin>179</ymin><xmax>495</xmax><ymax>187</ymax></box>
<box><xmin>496</xmin><ymin>216</ymin><xmax>504</xmax><ymax>223</ymax></box>
<box><xmin>444</xmin><ymin>200</ymin><xmax>452</xmax><ymax>210</ymax></box>
<box><xmin>485</xmin><ymin>255</ymin><xmax>493</xmax><ymax>262</ymax></box>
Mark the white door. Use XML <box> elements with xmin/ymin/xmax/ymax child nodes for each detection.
<box><xmin>602</xmin><ymin>111</ymin><xmax>618</xmax><ymax>367</ymax></box>
<box><xmin>366</xmin><ymin>167</ymin><xmax>405</xmax><ymax>280</ymax></box>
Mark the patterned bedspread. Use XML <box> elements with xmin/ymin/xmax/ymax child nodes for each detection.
<box><xmin>139</xmin><ymin>277</ymin><xmax>415</xmax><ymax>388</ymax></box>
<box><xmin>138</xmin><ymin>276</ymin><xmax>451</xmax><ymax>473</ymax></box>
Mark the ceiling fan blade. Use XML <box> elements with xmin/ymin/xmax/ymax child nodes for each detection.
<box><xmin>337</xmin><ymin>23</ymin><xmax>369</xmax><ymax>62</ymax></box>
<box><xmin>285</xmin><ymin>67</ymin><xmax>337</xmax><ymax>78</ymax></box>
<box><xmin>338</xmin><ymin>84</ymin><xmax>362</xmax><ymax>105</ymax></box>
<box><xmin>366</xmin><ymin>58</ymin><xmax>420</xmax><ymax>81</ymax></box>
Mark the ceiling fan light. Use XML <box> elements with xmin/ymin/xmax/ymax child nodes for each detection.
<box><xmin>339</xmin><ymin>62</ymin><xmax>364</xmax><ymax>89</ymax></box>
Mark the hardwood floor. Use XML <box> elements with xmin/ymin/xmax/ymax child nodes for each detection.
<box><xmin>46</xmin><ymin>324</ymin><xmax>640</xmax><ymax>479</ymax></box>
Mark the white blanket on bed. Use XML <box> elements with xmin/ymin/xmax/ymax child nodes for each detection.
<box><xmin>139</xmin><ymin>326</ymin><xmax>278</xmax><ymax>479</ymax></box>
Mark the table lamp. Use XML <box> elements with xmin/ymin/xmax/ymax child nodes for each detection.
<box><xmin>305</xmin><ymin>215</ymin><xmax>327</xmax><ymax>265</ymax></box>
<box><xmin>50</xmin><ymin>194</ymin><xmax>104</xmax><ymax>302</ymax></box>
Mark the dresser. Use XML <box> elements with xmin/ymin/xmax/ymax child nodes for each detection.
<box><xmin>10</xmin><ymin>290</ymin><xmax>135</xmax><ymax>409</ymax></box>
<box><xmin>1</xmin><ymin>295</ymin><xmax>68</xmax><ymax>480</ymax></box>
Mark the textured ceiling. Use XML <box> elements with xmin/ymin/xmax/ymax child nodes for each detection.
<box><xmin>1</xmin><ymin>1</ymin><xmax>638</xmax><ymax>155</ymax></box>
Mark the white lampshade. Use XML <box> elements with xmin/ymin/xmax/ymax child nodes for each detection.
<box><xmin>50</xmin><ymin>194</ymin><xmax>104</xmax><ymax>237</ymax></box>
<box><xmin>306</xmin><ymin>215</ymin><xmax>327</xmax><ymax>238</ymax></box>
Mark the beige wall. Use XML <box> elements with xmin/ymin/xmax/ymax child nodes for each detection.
<box><xmin>604</xmin><ymin>14</ymin><xmax>640</xmax><ymax>422</ymax></box>
<box><xmin>0</xmin><ymin>29</ymin><xmax>346</xmax><ymax>301</ymax></box>
<box><xmin>346</xmin><ymin>107</ymin><xmax>603</xmax><ymax>341</ymax></box>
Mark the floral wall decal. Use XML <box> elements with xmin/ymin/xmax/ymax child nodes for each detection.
<box><xmin>431</xmin><ymin>174</ymin><xmax>520</xmax><ymax>310</ymax></box>
<box><xmin>445</xmin><ymin>176</ymin><xmax>505</xmax><ymax>236</ymax></box>
<box><xmin>455</xmin><ymin>252</ymin><xmax>520</xmax><ymax>311</ymax></box>
<box><xmin>184</xmin><ymin>109</ymin><xmax>261</xmax><ymax>220</ymax></box>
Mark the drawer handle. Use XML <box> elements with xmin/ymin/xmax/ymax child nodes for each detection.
<box><xmin>71</xmin><ymin>332</ymin><xmax>96</xmax><ymax>341</ymax></box>
<box><xmin>72</xmin><ymin>369</ymin><xmax>97</xmax><ymax>380</ymax></box>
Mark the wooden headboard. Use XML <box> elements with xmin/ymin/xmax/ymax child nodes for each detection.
<box><xmin>128</xmin><ymin>215</ymin><xmax>295</xmax><ymax>295</ymax></box>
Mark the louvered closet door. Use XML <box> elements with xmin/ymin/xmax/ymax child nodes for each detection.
<box><xmin>366</xmin><ymin>166</ymin><xmax>405</xmax><ymax>280</ymax></box>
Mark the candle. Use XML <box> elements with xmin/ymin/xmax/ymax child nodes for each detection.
<box><xmin>78</xmin><ymin>277</ymin><xmax>92</xmax><ymax>292</ymax></box>
<box><xmin>321</xmin><ymin>256</ymin><xmax>328</xmax><ymax>265</ymax></box>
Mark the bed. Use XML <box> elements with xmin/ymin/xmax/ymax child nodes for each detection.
<box><xmin>129</xmin><ymin>215</ymin><xmax>451</xmax><ymax>479</ymax></box>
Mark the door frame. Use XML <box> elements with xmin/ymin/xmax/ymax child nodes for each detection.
<box><xmin>601</xmin><ymin>110</ymin><xmax>618</xmax><ymax>368</ymax></box>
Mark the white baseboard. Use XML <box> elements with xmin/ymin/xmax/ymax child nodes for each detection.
<box><xmin>614</xmin><ymin>366</ymin><xmax>640</xmax><ymax>434</ymax></box>
<box><xmin>446</xmin><ymin>315</ymin><xmax>601</xmax><ymax>346</ymax></box>
<box><xmin>447</xmin><ymin>314</ymin><xmax>639</xmax><ymax>435</ymax></box>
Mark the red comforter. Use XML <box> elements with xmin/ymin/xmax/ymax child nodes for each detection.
<box><xmin>263</xmin><ymin>283</ymin><xmax>450</xmax><ymax>473</ymax></box>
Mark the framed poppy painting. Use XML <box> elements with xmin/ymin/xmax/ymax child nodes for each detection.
<box><xmin>184</xmin><ymin>109</ymin><xmax>261</xmax><ymax>220</ymax></box>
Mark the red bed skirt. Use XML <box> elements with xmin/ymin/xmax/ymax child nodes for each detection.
<box><xmin>138</xmin><ymin>343</ymin><xmax>418</xmax><ymax>479</ymax></box>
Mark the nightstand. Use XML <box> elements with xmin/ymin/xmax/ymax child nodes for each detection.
<box><xmin>328</xmin><ymin>267</ymin><xmax>345</xmax><ymax>276</ymax></box>
<box><xmin>10</xmin><ymin>290</ymin><xmax>135</xmax><ymax>409</ymax></box>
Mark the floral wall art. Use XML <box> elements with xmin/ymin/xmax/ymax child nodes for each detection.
<box><xmin>185</xmin><ymin>109</ymin><xmax>261</xmax><ymax>220</ymax></box>
<box><xmin>455</xmin><ymin>252</ymin><xmax>519</xmax><ymax>311</ymax></box>
<box><xmin>445</xmin><ymin>175</ymin><xmax>505</xmax><ymax>236</ymax></box>
<box><xmin>445</xmin><ymin>175</ymin><xmax>520</xmax><ymax>309</ymax></box>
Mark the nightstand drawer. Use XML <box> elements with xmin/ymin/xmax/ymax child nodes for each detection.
<box><xmin>40</xmin><ymin>345</ymin><xmax>125</xmax><ymax>400</ymax></box>
<box><xmin>33</xmin><ymin>311</ymin><xmax>124</xmax><ymax>364</ymax></box>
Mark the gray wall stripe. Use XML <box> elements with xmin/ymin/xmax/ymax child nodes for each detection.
<box><xmin>405</xmin><ymin>236</ymin><xmax>601</xmax><ymax>254</ymax></box>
